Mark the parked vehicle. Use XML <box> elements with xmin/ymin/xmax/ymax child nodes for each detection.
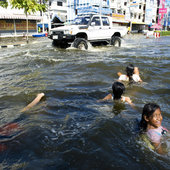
<box><xmin>49</xmin><ymin>14</ymin><xmax>127</xmax><ymax>49</ymax></box>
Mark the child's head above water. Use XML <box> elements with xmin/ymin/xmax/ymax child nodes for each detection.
<box><xmin>112</xmin><ymin>81</ymin><xmax>125</xmax><ymax>100</ymax></box>
<box><xmin>140</xmin><ymin>103</ymin><xmax>162</xmax><ymax>131</ymax></box>
<box><xmin>126</xmin><ymin>64</ymin><xmax>134</xmax><ymax>77</ymax></box>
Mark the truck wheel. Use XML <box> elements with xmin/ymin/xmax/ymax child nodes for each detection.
<box><xmin>73</xmin><ymin>38</ymin><xmax>88</xmax><ymax>50</ymax></box>
<box><xmin>111</xmin><ymin>36</ymin><xmax>121</xmax><ymax>47</ymax></box>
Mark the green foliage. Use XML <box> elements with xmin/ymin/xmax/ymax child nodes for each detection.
<box><xmin>156</xmin><ymin>31</ymin><xmax>170</xmax><ymax>36</ymax></box>
<box><xmin>9</xmin><ymin>0</ymin><xmax>47</xmax><ymax>15</ymax></box>
<box><xmin>0</xmin><ymin>0</ymin><xmax>8</xmax><ymax>8</ymax></box>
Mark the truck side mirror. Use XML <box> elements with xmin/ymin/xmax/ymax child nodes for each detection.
<box><xmin>91</xmin><ymin>22</ymin><xmax>95</xmax><ymax>26</ymax></box>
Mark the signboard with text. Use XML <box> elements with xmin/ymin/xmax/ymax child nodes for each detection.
<box><xmin>112</xmin><ymin>13</ymin><xmax>125</xmax><ymax>20</ymax></box>
<box><xmin>159</xmin><ymin>8</ymin><xmax>167</xmax><ymax>14</ymax></box>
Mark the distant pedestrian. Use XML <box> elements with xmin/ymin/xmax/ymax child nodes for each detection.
<box><xmin>38</xmin><ymin>26</ymin><xmax>41</xmax><ymax>33</ymax></box>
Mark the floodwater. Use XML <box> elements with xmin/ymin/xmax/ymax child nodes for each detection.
<box><xmin>0</xmin><ymin>35</ymin><xmax>169</xmax><ymax>169</ymax></box>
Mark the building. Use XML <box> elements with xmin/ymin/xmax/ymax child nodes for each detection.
<box><xmin>110</xmin><ymin>0</ymin><xmax>158</xmax><ymax>32</ymax></box>
<box><xmin>42</xmin><ymin>0</ymin><xmax>67</xmax><ymax>30</ymax></box>
<box><xmin>67</xmin><ymin>0</ymin><xmax>112</xmax><ymax>22</ymax></box>
<box><xmin>110</xmin><ymin>0</ymin><xmax>130</xmax><ymax>28</ymax></box>
<box><xmin>0</xmin><ymin>1</ymin><xmax>42</xmax><ymax>37</ymax></box>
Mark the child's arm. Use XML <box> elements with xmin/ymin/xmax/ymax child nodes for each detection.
<box><xmin>153</xmin><ymin>142</ymin><xmax>165</xmax><ymax>155</ymax></box>
<box><xmin>117</xmin><ymin>72</ymin><xmax>122</xmax><ymax>77</ymax></box>
<box><xmin>21</xmin><ymin>93</ymin><xmax>45</xmax><ymax>112</ymax></box>
<box><xmin>134</xmin><ymin>67</ymin><xmax>142</xmax><ymax>82</ymax></box>
<box><xmin>134</xmin><ymin>67</ymin><xmax>139</xmax><ymax>75</ymax></box>
<box><xmin>123</xmin><ymin>97</ymin><xmax>136</xmax><ymax>109</ymax></box>
<box><xmin>97</xmin><ymin>93</ymin><xmax>112</xmax><ymax>102</ymax></box>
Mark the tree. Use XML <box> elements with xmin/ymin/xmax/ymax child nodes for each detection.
<box><xmin>0</xmin><ymin>0</ymin><xmax>8</xmax><ymax>8</ymax></box>
<box><xmin>9</xmin><ymin>0</ymin><xmax>47</xmax><ymax>43</ymax></box>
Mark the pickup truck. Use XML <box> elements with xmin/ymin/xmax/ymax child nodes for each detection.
<box><xmin>49</xmin><ymin>14</ymin><xmax>127</xmax><ymax>49</ymax></box>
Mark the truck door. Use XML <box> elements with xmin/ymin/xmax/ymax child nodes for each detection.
<box><xmin>100</xmin><ymin>17</ymin><xmax>111</xmax><ymax>39</ymax></box>
<box><xmin>88</xmin><ymin>16</ymin><xmax>103</xmax><ymax>40</ymax></box>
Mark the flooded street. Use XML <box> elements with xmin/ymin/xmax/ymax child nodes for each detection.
<box><xmin>0</xmin><ymin>35</ymin><xmax>170</xmax><ymax>169</ymax></box>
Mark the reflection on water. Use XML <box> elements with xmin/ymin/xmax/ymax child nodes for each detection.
<box><xmin>0</xmin><ymin>35</ymin><xmax>169</xmax><ymax>169</ymax></box>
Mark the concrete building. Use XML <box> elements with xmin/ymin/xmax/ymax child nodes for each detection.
<box><xmin>110</xmin><ymin>0</ymin><xmax>158</xmax><ymax>32</ymax></box>
<box><xmin>0</xmin><ymin>1</ymin><xmax>42</xmax><ymax>37</ymax></box>
<box><xmin>67</xmin><ymin>0</ymin><xmax>112</xmax><ymax>22</ymax></box>
<box><xmin>43</xmin><ymin>0</ymin><xmax>67</xmax><ymax>30</ymax></box>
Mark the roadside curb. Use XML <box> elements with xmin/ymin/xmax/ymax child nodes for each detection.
<box><xmin>0</xmin><ymin>43</ymin><xmax>26</xmax><ymax>49</ymax></box>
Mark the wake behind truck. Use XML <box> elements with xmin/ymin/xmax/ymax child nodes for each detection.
<box><xmin>49</xmin><ymin>14</ymin><xmax>127</xmax><ymax>49</ymax></box>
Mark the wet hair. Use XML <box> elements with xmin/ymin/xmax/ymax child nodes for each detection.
<box><xmin>126</xmin><ymin>64</ymin><xmax>134</xmax><ymax>81</ymax></box>
<box><xmin>112</xmin><ymin>81</ymin><xmax>125</xmax><ymax>100</ymax></box>
<box><xmin>140</xmin><ymin>103</ymin><xmax>161</xmax><ymax>131</ymax></box>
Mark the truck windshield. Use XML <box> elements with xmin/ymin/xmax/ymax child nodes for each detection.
<box><xmin>72</xmin><ymin>17</ymin><xmax>90</xmax><ymax>25</ymax></box>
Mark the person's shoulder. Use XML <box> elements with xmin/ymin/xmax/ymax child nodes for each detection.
<box><xmin>119</xmin><ymin>74</ymin><xmax>128</xmax><ymax>81</ymax></box>
<box><xmin>147</xmin><ymin>128</ymin><xmax>162</xmax><ymax>143</ymax></box>
<box><xmin>132</xmin><ymin>74</ymin><xmax>141</xmax><ymax>82</ymax></box>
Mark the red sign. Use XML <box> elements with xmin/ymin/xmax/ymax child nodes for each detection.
<box><xmin>159</xmin><ymin>8</ymin><xmax>167</xmax><ymax>14</ymax></box>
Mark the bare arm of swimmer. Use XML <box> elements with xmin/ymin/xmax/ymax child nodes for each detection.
<box><xmin>124</xmin><ymin>97</ymin><xmax>135</xmax><ymax>108</ymax></box>
<box><xmin>152</xmin><ymin>142</ymin><xmax>165</xmax><ymax>155</ymax></box>
<box><xmin>117</xmin><ymin>72</ymin><xmax>123</xmax><ymax>77</ymax></box>
<box><xmin>98</xmin><ymin>94</ymin><xmax>135</xmax><ymax>108</ymax></box>
<box><xmin>134</xmin><ymin>67</ymin><xmax>142</xmax><ymax>82</ymax></box>
<box><xmin>21</xmin><ymin>93</ymin><xmax>45</xmax><ymax>112</ymax></box>
<box><xmin>97</xmin><ymin>93</ymin><xmax>113</xmax><ymax>102</ymax></box>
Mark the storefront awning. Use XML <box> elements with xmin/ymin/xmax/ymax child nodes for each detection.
<box><xmin>0</xmin><ymin>14</ymin><xmax>42</xmax><ymax>20</ymax></box>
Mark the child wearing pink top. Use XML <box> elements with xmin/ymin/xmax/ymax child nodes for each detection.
<box><xmin>147</xmin><ymin>126</ymin><xmax>168</xmax><ymax>144</ymax></box>
<box><xmin>140</xmin><ymin>103</ymin><xmax>168</xmax><ymax>154</ymax></box>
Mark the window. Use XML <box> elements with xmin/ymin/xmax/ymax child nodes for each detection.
<box><xmin>134</xmin><ymin>14</ymin><xmax>136</xmax><ymax>19</ymax></box>
<box><xmin>57</xmin><ymin>1</ymin><xmax>63</xmax><ymax>6</ymax></box>
<box><xmin>143</xmin><ymin>5</ymin><xmax>145</xmax><ymax>11</ymax></box>
<box><xmin>139</xmin><ymin>5</ymin><xmax>141</xmax><ymax>9</ymax></box>
<box><xmin>117</xmin><ymin>10</ymin><xmax>122</xmax><ymax>14</ymax></box>
<box><xmin>73</xmin><ymin>17</ymin><xmax>90</xmax><ymax>25</ymax></box>
<box><xmin>91</xmin><ymin>17</ymin><xmax>101</xmax><ymax>26</ymax></box>
<box><xmin>123</xmin><ymin>11</ymin><xmax>126</xmax><ymax>15</ymax></box>
<box><xmin>112</xmin><ymin>8</ymin><xmax>116</xmax><ymax>13</ymax></box>
<box><xmin>102</xmin><ymin>17</ymin><xmax>109</xmax><ymax>26</ymax></box>
<box><xmin>138</xmin><ymin>15</ymin><xmax>141</xmax><ymax>19</ymax></box>
<box><xmin>124</xmin><ymin>2</ymin><xmax>127</xmax><ymax>6</ymax></box>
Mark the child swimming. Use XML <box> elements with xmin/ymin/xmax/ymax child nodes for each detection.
<box><xmin>0</xmin><ymin>93</ymin><xmax>45</xmax><ymax>147</ymax></box>
<box><xmin>117</xmin><ymin>64</ymin><xmax>142</xmax><ymax>82</ymax></box>
<box><xmin>140</xmin><ymin>103</ymin><xmax>168</xmax><ymax>154</ymax></box>
<box><xmin>98</xmin><ymin>81</ymin><xmax>133</xmax><ymax>106</ymax></box>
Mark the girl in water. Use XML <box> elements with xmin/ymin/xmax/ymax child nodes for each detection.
<box><xmin>98</xmin><ymin>81</ymin><xmax>133</xmax><ymax>106</ymax></box>
<box><xmin>140</xmin><ymin>103</ymin><xmax>168</xmax><ymax>154</ymax></box>
<box><xmin>117</xmin><ymin>64</ymin><xmax>142</xmax><ymax>82</ymax></box>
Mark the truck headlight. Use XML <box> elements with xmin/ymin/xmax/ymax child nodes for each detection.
<box><xmin>50</xmin><ymin>30</ymin><xmax>53</xmax><ymax>35</ymax></box>
<box><xmin>64</xmin><ymin>30</ymin><xmax>72</xmax><ymax>35</ymax></box>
